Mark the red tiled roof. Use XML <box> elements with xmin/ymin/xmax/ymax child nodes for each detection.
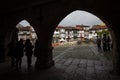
<box><xmin>90</xmin><ymin>25</ymin><xmax>107</xmax><ymax>30</ymax></box>
<box><xmin>75</xmin><ymin>26</ymin><xmax>83</xmax><ymax>30</ymax></box>
<box><xmin>56</xmin><ymin>25</ymin><xmax>84</xmax><ymax>30</ymax></box>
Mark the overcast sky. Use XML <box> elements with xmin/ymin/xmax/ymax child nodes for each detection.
<box><xmin>19</xmin><ymin>10</ymin><xmax>104</xmax><ymax>27</ymax></box>
<box><xmin>58</xmin><ymin>10</ymin><xmax>104</xmax><ymax>27</ymax></box>
<box><xmin>18</xmin><ymin>20</ymin><xmax>30</xmax><ymax>27</ymax></box>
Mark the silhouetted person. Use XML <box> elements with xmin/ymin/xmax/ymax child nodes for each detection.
<box><xmin>96</xmin><ymin>36</ymin><xmax>102</xmax><ymax>52</ymax></box>
<box><xmin>106</xmin><ymin>35</ymin><xmax>111</xmax><ymax>51</ymax></box>
<box><xmin>8</xmin><ymin>28</ymin><xmax>19</xmax><ymax>67</ymax></box>
<box><xmin>24</xmin><ymin>39</ymin><xmax>33</xmax><ymax>69</ymax></box>
<box><xmin>7</xmin><ymin>41</ymin><xmax>16</xmax><ymax>67</ymax></box>
<box><xmin>102</xmin><ymin>34</ymin><xmax>107</xmax><ymax>52</ymax></box>
<box><xmin>15</xmin><ymin>39</ymin><xmax>24</xmax><ymax>70</ymax></box>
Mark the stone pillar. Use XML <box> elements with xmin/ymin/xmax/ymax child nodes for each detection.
<box><xmin>35</xmin><ymin>46</ymin><xmax>54</xmax><ymax>69</ymax></box>
<box><xmin>112</xmin><ymin>44</ymin><xmax>120</xmax><ymax>74</ymax></box>
<box><xmin>114</xmin><ymin>44</ymin><xmax>120</xmax><ymax>74</ymax></box>
<box><xmin>111</xmin><ymin>30</ymin><xmax>120</xmax><ymax>74</ymax></box>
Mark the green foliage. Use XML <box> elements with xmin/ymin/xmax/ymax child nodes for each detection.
<box><xmin>96</xmin><ymin>32</ymin><xmax>102</xmax><ymax>36</ymax></box>
<box><xmin>97</xmin><ymin>29</ymin><xmax>109</xmax><ymax>36</ymax></box>
<box><xmin>102</xmin><ymin>29</ymin><xmax>109</xmax><ymax>35</ymax></box>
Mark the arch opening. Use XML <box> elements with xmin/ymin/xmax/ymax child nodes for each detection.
<box><xmin>52</xmin><ymin>10</ymin><xmax>113</xmax><ymax>71</ymax></box>
<box><xmin>5</xmin><ymin>19</ymin><xmax>38</xmax><ymax>69</ymax></box>
<box><xmin>16</xmin><ymin>20</ymin><xmax>38</xmax><ymax>45</ymax></box>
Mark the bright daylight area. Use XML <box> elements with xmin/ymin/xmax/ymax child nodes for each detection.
<box><xmin>52</xmin><ymin>10</ymin><xmax>110</xmax><ymax>48</ymax></box>
<box><xmin>16</xmin><ymin>20</ymin><xmax>38</xmax><ymax>46</ymax></box>
<box><xmin>52</xmin><ymin>10</ymin><xmax>113</xmax><ymax>80</ymax></box>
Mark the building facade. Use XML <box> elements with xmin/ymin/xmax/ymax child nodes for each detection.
<box><xmin>53</xmin><ymin>25</ymin><xmax>90</xmax><ymax>43</ymax></box>
<box><xmin>17</xmin><ymin>26</ymin><xmax>37</xmax><ymax>45</ymax></box>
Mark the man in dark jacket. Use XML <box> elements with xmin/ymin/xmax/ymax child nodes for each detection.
<box><xmin>24</xmin><ymin>39</ymin><xmax>33</xmax><ymax>69</ymax></box>
<box><xmin>15</xmin><ymin>39</ymin><xmax>24</xmax><ymax>70</ymax></box>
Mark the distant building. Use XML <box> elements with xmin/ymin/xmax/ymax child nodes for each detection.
<box><xmin>89</xmin><ymin>24</ymin><xmax>108</xmax><ymax>39</ymax></box>
<box><xmin>90</xmin><ymin>24</ymin><xmax>107</xmax><ymax>31</ymax></box>
<box><xmin>53</xmin><ymin>25</ymin><xmax>90</xmax><ymax>43</ymax></box>
<box><xmin>52</xmin><ymin>24</ymin><xmax>108</xmax><ymax>46</ymax></box>
<box><xmin>17</xmin><ymin>26</ymin><xmax>37</xmax><ymax>45</ymax></box>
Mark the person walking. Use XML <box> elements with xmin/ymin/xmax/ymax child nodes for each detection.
<box><xmin>102</xmin><ymin>34</ymin><xmax>107</xmax><ymax>52</ymax></box>
<box><xmin>24</xmin><ymin>39</ymin><xmax>33</xmax><ymax>70</ymax></box>
<box><xmin>8</xmin><ymin>28</ymin><xmax>19</xmax><ymax>68</ymax></box>
<box><xmin>14</xmin><ymin>39</ymin><xmax>24</xmax><ymax>70</ymax></box>
<box><xmin>96</xmin><ymin>36</ymin><xmax>102</xmax><ymax>52</ymax></box>
<box><xmin>7</xmin><ymin>41</ymin><xmax>16</xmax><ymax>67</ymax></box>
<box><xmin>106</xmin><ymin>35</ymin><xmax>111</xmax><ymax>51</ymax></box>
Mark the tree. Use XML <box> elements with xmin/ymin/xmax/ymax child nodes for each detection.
<box><xmin>97</xmin><ymin>29</ymin><xmax>109</xmax><ymax>36</ymax></box>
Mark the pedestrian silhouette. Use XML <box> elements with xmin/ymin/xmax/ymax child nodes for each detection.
<box><xmin>102</xmin><ymin>34</ymin><xmax>107</xmax><ymax>52</ymax></box>
<box><xmin>96</xmin><ymin>36</ymin><xmax>102</xmax><ymax>52</ymax></box>
<box><xmin>8</xmin><ymin>28</ymin><xmax>19</xmax><ymax>68</ymax></box>
<box><xmin>24</xmin><ymin>39</ymin><xmax>33</xmax><ymax>70</ymax></box>
<box><xmin>7</xmin><ymin>41</ymin><xmax>16</xmax><ymax>67</ymax></box>
<box><xmin>106</xmin><ymin>35</ymin><xmax>111</xmax><ymax>51</ymax></box>
<box><xmin>14</xmin><ymin>39</ymin><xmax>24</xmax><ymax>70</ymax></box>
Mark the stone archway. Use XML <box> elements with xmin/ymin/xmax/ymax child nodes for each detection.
<box><xmin>0</xmin><ymin>0</ymin><xmax>120</xmax><ymax>73</ymax></box>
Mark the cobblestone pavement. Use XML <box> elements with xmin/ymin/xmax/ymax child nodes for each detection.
<box><xmin>0</xmin><ymin>42</ymin><xmax>120</xmax><ymax>80</ymax></box>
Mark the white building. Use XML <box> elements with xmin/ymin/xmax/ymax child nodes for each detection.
<box><xmin>53</xmin><ymin>25</ymin><xmax>89</xmax><ymax>43</ymax></box>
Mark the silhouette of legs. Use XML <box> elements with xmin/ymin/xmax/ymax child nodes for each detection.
<box><xmin>15</xmin><ymin>58</ymin><xmax>22</xmax><ymax>70</ymax></box>
<box><xmin>27</xmin><ymin>55</ymin><xmax>32</xmax><ymax>69</ymax></box>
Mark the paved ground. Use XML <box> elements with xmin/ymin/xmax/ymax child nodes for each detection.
<box><xmin>0</xmin><ymin>41</ymin><xmax>120</xmax><ymax>80</ymax></box>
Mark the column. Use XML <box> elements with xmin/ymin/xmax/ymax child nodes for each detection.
<box><xmin>35</xmin><ymin>45</ymin><xmax>54</xmax><ymax>69</ymax></box>
<box><xmin>111</xmin><ymin>30</ymin><xmax>120</xmax><ymax>74</ymax></box>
